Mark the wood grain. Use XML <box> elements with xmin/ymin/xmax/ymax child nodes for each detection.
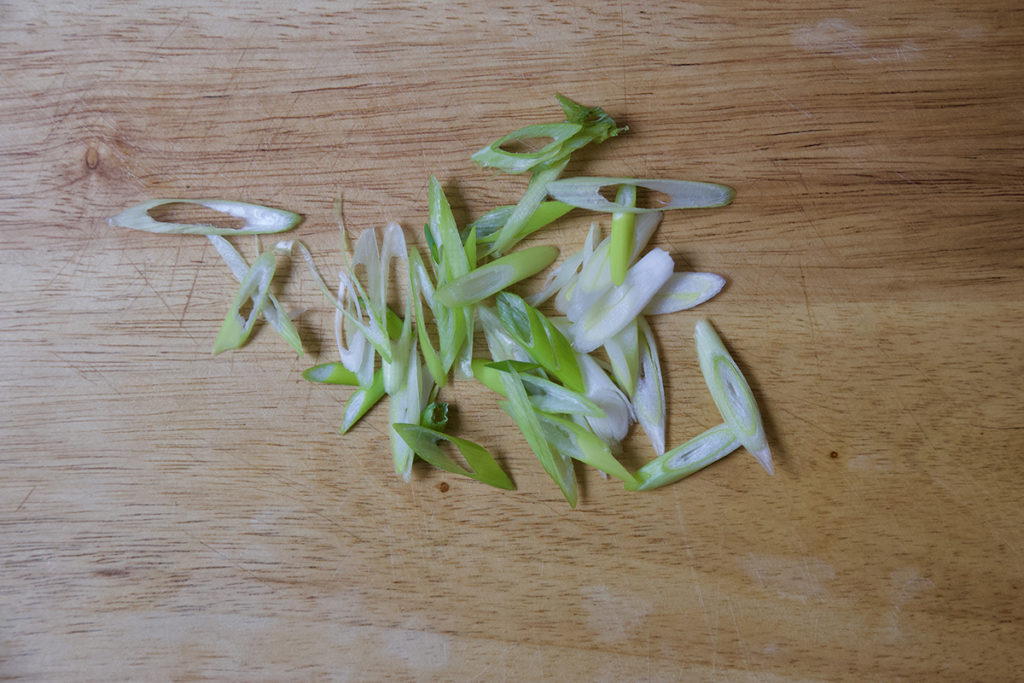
<box><xmin>2</xmin><ymin>2</ymin><xmax>1022</xmax><ymax>680</ymax></box>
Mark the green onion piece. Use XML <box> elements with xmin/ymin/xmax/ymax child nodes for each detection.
<box><xmin>393</xmin><ymin>423</ymin><xmax>515</xmax><ymax>490</ymax></box>
<box><xmin>212</xmin><ymin>249</ymin><xmax>277</xmax><ymax>355</ymax></box>
<box><xmin>476</xmin><ymin>305</ymin><xmax>531</xmax><ymax>363</ymax></box>
<box><xmin>604</xmin><ymin>320</ymin><xmax>640</xmax><ymax>395</ymax></box>
<box><xmin>694</xmin><ymin>319</ymin><xmax>773</xmax><ymax>474</ymax></box>
<box><xmin>546</xmin><ymin>177</ymin><xmax>735</xmax><ymax>213</ymax></box>
<box><xmin>471</xmin><ymin>122</ymin><xmax>583</xmax><ymax>174</ymax></box>
<box><xmin>428</xmin><ymin>176</ymin><xmax>470</xmax><ymax>280</ymax></box>
<box><xmin>609</xmin><ymin>184</ymin><xmax>636</xmax><ymax>286</ymax></box>
<box><xmin>495</xmin><ymin>292</ymin><xmax>584</xmax><ymax>393</ymax></box>
<box><xmin>419</xmin><ymin>402</ymin><xmax>449</xmax><ymax>431</ymax></box>
<box><xmin>468</xmin><ymin>201</ymin><xmax>574</xmax><ymax>243</ymax></box>
<box><xmin>388</xmin><ymin>342</ymin><xmax>428</xmax><ymax>480</ymax></box>
<box><xmin>340</xmin><ymin>370</ymin><xmax>385</xmax><ymax>434</ymax></box>
<box><xmin>555</xmin><ymin>94</ymin><xmax>626</xmax><ymax>143</ymax></box>
<box><xmin>633</xmin><ymin>318</ymin><xmax>666</xmax><ymax>455</ymax></box>
<box><xmin>568</xmin><ymin>248</ymin><xmax>674</xmax><ymax>353</ymax></box>
<box><xmin>303</xmin><ymin>362</ymin><xmax>360</xmax><ymax>385</ymax></box>
<box><xmin>408</xmin><ymin>250</ymin><xmax>449</xmax><ymax>387</ymax></box>
<box><xmin>475</xmin><ymin>359</ymin><xmax>605</xmax><ymax>419</ymax></box>
<box><xmin>435</xmin><ymin>245</ymin><xmax>559</xmax><ymax>307</ymax></box>
<box><xmin>488</xmin><ymin>159</ymin><xmax>569</xmax><ymax>256</ymax></box>
<box><xmin>207</xmin><ymin>235</ymin><xmax>303</xmax><ymax>355</ymax></box>
<box><xmin>109</xmin><ymin>198</ymin><xmax>302</xmax><ymax>236</ymax></box>
<box><xmin>576</xmin><ymin>352</ymin><xmax>633</xmax><ymax>448</ymax></box>
<box><xmin>496</xmin><ymin>365</ymin><xmax>578</xmax><ymax>507</ymax></box>
<box><xmin>538</xmin><ymin>413</ymin><xmax>636</xmax><ymax>484</ymax></box>
<box><xmin>626</xmin><ymin>424</ymin><xmax>741</xmax><ymax>491</ymax></box>
<box><xmin>644</xmin><ymin>272</ymin><xmax>726</xmax><ymax>315</ymax></box>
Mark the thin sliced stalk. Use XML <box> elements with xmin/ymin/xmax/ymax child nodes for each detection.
<box><xmin>568</xmin><ymin>248</ymin><xmax>674</xmax><ymax>353</ymax></box>
<box><xmin>496</xmin><ymin>292</ymin><xmax>583</xmax><ymax>393</ymax></box>
<box><xmin>626</xmin><ymin>424</ymin><xmax>740</xmax><ymax>491</ymax></box>
<box><xmin>633</xmin><ymin>317</ymin><xmax>666</xmax><ymax>455</ymax></box>
<box><xmin>435</xmin><ymin>245</ymin><xmax>559</xmax><ymax>307</ymax></box>
<box><xmin>388</xmin><ymin>342</ymin><xmax>428</xmax><ymax>481</ymax></box>
<box><xmin>468</xmin><ymin>201</ymin><xmax>573</xmax><ymax>243</ymax></box>
<box><xmin>694</xmin><ymin>319</ymin><xmax>773</xmax><ymax>474</ymax></box>
<box><xmin>409</xmin><ymin>250</ymin><xmax>448</xmax><ymax>387</ymax></box>
<box><xmin>577</xmin><ymin>352</ymin><xmax>634</xmax><ymax>449</ymax></box>
<box><xmin>303</xmin><ymin>362</ymin><xmax>360</xmax><ymax>385</ymax></box>
<box><xmin>546</xmin><ymin>177</ymin><xmax>735</xmax><ymax>213</ymax></box>
<box><xmin>340</xmin><ymin>370</ymin><xmax>385</xmax><ymax>434</ymax></box>
<box><xmin>428</xmin><ymin>176</ymin><xmax>470</xmax><ymax>280</ymax></box>
<box><xmin>604</xmin><ymin>320</ymin><xmax>640</xmax><ymax>396</ymax></box>
<box><xmin>212</xmin><ymin>249</ymin><xmax>277</xmax><ymax>355</ymax></box>
<box><xmin>393</xmin><ymin>424</ymin><xmax>515</xmax><ymax>490</ymax></box>
<box><xmin>644</xmin><ymin>272</ymin><xmax>726</xmax><ymax>315</ymax></box>
<box><xmin>497</xmin><ymin>366</ymin><xmax>578</xmax><ymax>507</ymax></box>
<box><xmin>489</xmin><ymin>159</ymin><xmax>569</xmax><ymax>256</ymax></box>
<box><xmin>472</xmin><ymin>359</ymin><xmax>604</xmax><ymax>419</ymax></box>
<box><xmin>207</xmin><ymin>235</ymin><xmax>303</xmax><ymax>355</ymax></box>
<box><xmin>109</xmin><ymin>198</ymin><xmax>301</xmax><ymax>236</ymax></box>
<box><xmin>538</xmin><ymin>413</ymin><xmax>636</xmax><ymax>484</ymax></box>
<box><xmin>471</xmin><ymin>122</ymin><xmax>582</xmax><ymax>174</ymax></box>
<box><xmin>476</xmin><ymin>305</ymin><xmax>531</xmax><ymax>363</ymax></box>
<box><xmin>609</xmin><ymin>184</ymin><xmax>636</xmax><ymax>286</ymax></box>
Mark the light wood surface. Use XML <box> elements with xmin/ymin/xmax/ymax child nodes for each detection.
<box><xmin>2</xmin><ymin>2</ymin><xmax>1022</xmax><ymax>680</ymax></box>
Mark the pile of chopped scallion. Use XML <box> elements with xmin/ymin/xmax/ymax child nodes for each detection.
<box><xmin>109</xmin><ymin>94</ymin><xmax>772</xmax><ymax>507</ymax></box>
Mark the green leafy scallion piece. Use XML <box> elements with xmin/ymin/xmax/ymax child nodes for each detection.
<box><xmin>435</xmin><ymin>245</ymin><xmax>560</xmax><ymax>307</ymax></box>
<box><xmin>626</xmin><ymin>424</ymin><xmax>741</xmax><ymax>491</ymax></box>
<box><xmin>471</xmin><ymin>122</ymin><xmax>583</xmax><ymax>174</ymax></box>
<box><xmin>340</xmin><ymin>370</ymin><xmax>386</xmax><ymax>434</ymax></box>
<box><xmin>473</xmin><ymin>359</ymin><xmax>605</xmax><ymax>419</ymax></box>
<box><xmin>109</xmin><ymin>198</ymin><xmax>301</xmax><ymax>235</ymax></box>
<box><xmin>467</xmin><ymin>201</ymin><xmax>573</xmax><ymax>244</ymax></box>
<box><xmin>495</xmin><ymin>292</ymin><xmax>584</xmax><ymax>393</ymax></box>
<box><xmin>393</xmin><ymin>424</ymin><xmax>515</xmax><ymax>490</ymax></box>
<box><xmin>302</xmin><ymin>362</ymin><xmax>360</xmax><ymax>385</ymax></box>
<box><xmin>212</xmin><ymin>249</ymin><xmax>277</xmax><ymax>355</ymax></box>
<box><xmin>546</xmin><ymin>177</ymin><xmax>735</xmax><ymax>213</ymax></box>
<box><xmin>609</xmin><ymin>184</ymin><xmax>636</xmax><ymax>286</ymax></box>
<box><xmin>487</xmin><ymin>159</ymin><xmax>569</xmax><ymax>256</ymax></box>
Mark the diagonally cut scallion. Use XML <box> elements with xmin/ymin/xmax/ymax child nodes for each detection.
<box><xmin>471</xmin><ymin>122</ymin><xmax>583</xmax><ymax>174</ymax></box>
<box><xmin>546</xmin><ymin>177</ymin><xmax>735</xmax><ymax>213</ymax></box>
<box><xmin>633</xmin><ymin>317</ymin><xmax>666</xmax><ymax>455</ymax></box>
<box><xmin>609</xmin><ymin>184</ymin><xmax>636</xmax><ymax>286</ymax></box>
<box><xmin>496</xmin><ymin>292</ymin><xmax>584</xmax><ymax>393</ymax></box>
<box><xmin>625</xmin><ymin>424</ymin><xmax>741</xmax><ymax>491</ymax></box>
<box><xmin>109</xmin><ymin>198</ymin><xmax>302</xmax><ymax>235</ymax></box>
<box><xmin>212</xmin><ymin>249</ymin><xmax>277</xmax><ymax>355</ymax></box>
<box><xmin>643</xmin><ymin>272</ymin><xmax>726</xmax><ymax>316</ymax></box>
<box><xmin>393</xmin><ymin>423</ymin><xmax>515</xmax><ymax>490</ymax></box>
<box><xmin>435</xmin><ymin>245</ymin><xmax>559</xmax><ymax>307</ymax></box>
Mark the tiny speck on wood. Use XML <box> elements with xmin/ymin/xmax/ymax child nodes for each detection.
<box><xmin>84</xmin><ymin>147</ymin><xmax>100</xmax><ymax>169</ymax></box>
<box><xmin>829</xmin><ymin>451</ymin><xmax>839</xmax><ymax>459</ymax></box>
<box><xmin>438</xmin><ymin>482</ymin><xmax>450</xmax><ymax>493</ymax></box>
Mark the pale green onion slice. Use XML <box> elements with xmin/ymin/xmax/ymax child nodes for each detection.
<box><xmin>212</xmin><ymin>249</ymin><xmax>277</xmax><ymax>355</ymax></box>
<box><xmin>393</xmin><ymin>424</ymin><xmax>515</xmax><ymax>490</ymax></box>
<box><xmin>694</xmin><ymin>319</ymin><xmax>773</xmax><ymax>474</ymax></box>
<box><xmin>495</xmin><ymin>292</ymin><xmax>584</xmax><ymax>393</ymax></box>
<box><xmin>525</xmin><ymin>240</ymin><xmax>587</xmax><ymax>308</ymax></box>
<box><xmin>546</xmin><ymin>177</ymin><xmax>735</xmax><ymax>213</ymax></box>
<box><xmin>303</xmin><ymin>362</ymin><xmax>360</xmax><ymax>385</ymax></box>
<box><xmin>496</xmin><ymin>365</ymin><xmax>578</xmax><ymax>507</ymax></box>
<box><xmin>435</xmin><ymin>245</ymin><xmax>559</xmax><ymax>307</ymax></box>
<box><xmin>609</xmin><ymin>184</ymin><xmax>636</xmax><ymax>286</ymax></box>
<box><xmin>644</xmin><ymin>272</ymin><xmax>726</xmax><ymax>315</ymax></box>
<box><xmin>603</xmin><ymin>320</ymin><xmax>640</xmax><ymax>395</ymax></box>
<box><xmin>538</xmin><ymin>413</ymin><xmax>636</xmax><ymax>485</ymax></box>
<box><xmin>428</xmin><ymin>176</ymin><xmax>470</xmax><ymax>280</ymax></box>
<box><xmin>340</xmin><ymin>370</ymin><xmax>385</xmax><ymax>434</ymax></box>
<box><xmin>408</xmin><ymin>250</ymin><xmax>448</xmax><ymax>387</ymax></box>
<box><xmin>488</xmin><ymin>159</ymin><xmax>569</xmax><ymax>256</ymax></box>
<box><xmin>334</xmin><ymin>271</ymin><xmax>376</xmax><ymax>387</ymax></box>
<box><xmin>388</xmin><ymin>342</ymin><xmax>429</xmax><ymax>481</ymax></box>
<box><xmin>577</xmin><ymin>353</ymin><xmax>634</xmax><ymax>449</ymax></box>
<box><xmin>471</xmin><ymin>122</ymin><xmax>583</xmax><ymax>174</ymax></box>
<box><xmin>626</xmin><ymin>424</ymin><xmax>741</xmax><ymax>491</ymax></box>
<box><xmin>568</xmin><ymin>248</ymin><xmax>674</xmax><ymax>353</ymax></box>
<box><xmin>472</xmin><ymin>359</ymin><xmax>605</xmax><ymax>419</ymax></box>
<box><xmin>109</xmin><ymin>198</ymin><xmax>301</xmax><ymax>235</ymax></box>
<box><xmin>207</xmin><ymin>235</ymin><xmax>303</xmax><ymax>355</ymax></box>
<box><xmin>476</xmin><ymin>305</ymin><xmax>532</xmax><ymax>363</ymax></box>
<box><xmin>468</xmin><ymin>201</ymin><xmax>573</xmax><ymax>243</ymax></box>
<box><xmin>633</xmin><ymin>318</ymin><xmax>666</xmax><ymax>455</ymax></box>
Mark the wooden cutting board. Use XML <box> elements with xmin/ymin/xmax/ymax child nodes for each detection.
<box><xmin>3</xmin><ymin>2</ymin><xmax>1022</xmax><ymax>680</ymax></box>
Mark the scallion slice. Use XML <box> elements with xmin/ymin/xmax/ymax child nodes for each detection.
<box><xmin>393</xmin><ymin>424</ymin><xmax>515</xmax><ymax>490</ymax></box>
<box><xmin>109</xmin><ymin>198</ymin><xmax>301</xmax><ymax>235</ymax></box>
<box><xmin>626</xmin><ymin>424</ymin><xmax>741</xmax><ymax>491</ymax></box>
<box><xmin>435</xmin><ymin>245</ymin><xmax>559</xmax><ymax>307</ymax></box>
<box><xmin>546</xmin><ymin>177</ymin><xmax>735</xmax><ymax>213</ymax></box>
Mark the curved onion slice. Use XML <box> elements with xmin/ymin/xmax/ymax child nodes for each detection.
<box><xmin>626</xmin><ymin>424</ymin><xmax>741</xmax><ymax>491</ymax></box>
<box><xmin>109</xmin><ymin>198</ymin><xmax>301</xmax><ymax>235</ymax></box>
<box><xmin>546</xmin><ymin>177</ymin><xmax>735</xmax><ymax>213</ymax></box>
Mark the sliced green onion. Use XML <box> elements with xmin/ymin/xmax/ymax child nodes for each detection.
<box><xmin>340</xmin><ymin>370</ymin><xmax>385</xmax><ymax>434</ymax></box>
<box><xmin>468</xmin><ymin>201</ymin><xmax>573</xmax><ymax>243</ymax></box>
<box><xmin>568</xmin><ymin>248</ymin><xmax>674</xmax><ymax>353</ymax></box>
<box><xmin>428</xmin><ymin>176</ymin><xmax>470</xmax><ymax>280</ymax></box>
<box><xmin>488</xmin><ymin>159</ymin><xmax>569</xmax><ymax>256</ymax></box>
<box><xmin>538</xmin><ymin>414</ymin><xmax>636</xmax><ymax>484</ymax></box>
<box><xmin>207</xmin><ymin>235</ymin><xmax>303</xmax><ymax>355</ymax></box>
<box><xmin>419</xmin><ymin>401</ymin><xmax>449</xmax><ymax>431</ymax></box>
<box><xmin>303</xmin><ymin>362</ymin><xmax>360</xmax><ymax>385</ymax></box>
<box><xmin>633</xmin><ymin>318</ymin><xmax>666</xmax><ymax>455</ymax></box>
<box><xmin>495</xmin><ymin>292</ymin><xmax>584</xmax><ymax>393</ymax></box>
<box><xmin>644</xmin><ymin>272</ymin><xmax>726</xmax><ymax>315</ymax></box>
<box><xmin>435</xmin><ymin>245</ymin><xmax>559</xmax><ymax>307</ymax></box>
<box><xmin>555</xmin><ymin>94</ymin><xmax>626</xmax><ymax>144</ymax></box>
<box><xmin>471</xmin><ymin>122</ymin><xmax>583</xmax><ymax>174</ymax></box>
<box><xmin>626</xmin><ymin>424</ymin><xmax>741</xmax><ymax>491</ymax></box>
<box><xmin>603</xmin><ymin>320</ymin><xmax>640</xmax><ymax>395</ymax></box>
<box><xmin>694</xmin><ymin>319</ymin><xmax>773</xmax><ymax>474</ymax></box>
<box><xmin>546</xmin><ymin>177</ymin><xmax>735</xmax><ymax>213</ymax></box>
<box><xmin>496</xmin><ymin>365</ymin><xmax>578</xmax><ymax>507</ymax></box>
<box><xmin>109</xmin><ymin>198</ymin><xmax>301</xmax><ymax>235</ymax></box>
<box><xmin>388</xmin><ymin>342</ymin><xmax>428</xmax><ymax>481</ymax></box>
<box><xmin>473</xmin><ymin>359</ymin><xmax>605</xmax><ymax>419</ymax></box>
<box><xmin>609</xmin><ymin>184</ymin><xmax>636</xmax><ymax>286</ymax></box>
<box><xmin>393</xmin><ymin>423</ymin><xmax>515</xmax><ymax>490</ymax></box>
<box><xmin>212</xmin><ymin>249</ymin><xmax>277</xmax><ymax>355</ymax></box>
<box><xmin>476</xmin><ymin>305</ymin><xmax>531</xmax><ymax>363</ymax></box>
<box><xmin>577</xmin><ymin>352</ymin><xmax>634</xmax><ymax>449</ymax></box>
<box><xmin>408</xmin><ymin>250</ymin><xmax>449</xmax><ymax>387</ymax></box>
